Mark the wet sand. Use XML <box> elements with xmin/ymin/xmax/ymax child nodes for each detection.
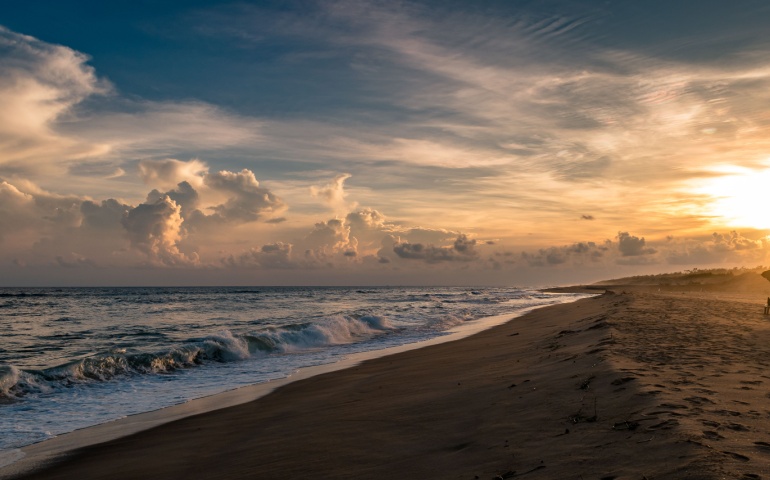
<box><xmin>11</xmin><ymin>280</ymin><xmax>770</xmax><ymax>479</ymax></box>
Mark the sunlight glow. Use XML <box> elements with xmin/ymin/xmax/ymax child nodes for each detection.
<box><xmin>694</xmin><ymin>165</ymin><xmax>770</xmax><ymax>229</ymax></box>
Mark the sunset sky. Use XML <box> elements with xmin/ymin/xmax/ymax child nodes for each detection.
<box><xmin>3</xmin><ymin>0</ymin><xmax>770</xmax><ymax>286</ymax></box>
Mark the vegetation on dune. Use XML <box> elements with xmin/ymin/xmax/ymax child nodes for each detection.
<box><xmin>593</xmin><ymin>266</ymin><xmax>769</xmax><ymax>286</ymax></box>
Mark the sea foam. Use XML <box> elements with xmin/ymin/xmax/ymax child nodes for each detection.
<box><xmin>0</xmin><ymin>286</ymin><xmax>589</xmax><ymax>452</ymax></box>
<box><xmin>0</xmin><ymin>314</ymin><xmax>394</xmax><ymax>401</ymax></box>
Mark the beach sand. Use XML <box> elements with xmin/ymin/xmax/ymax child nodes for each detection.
<box><xmin>11</xmin><ymin>278</ymin><xmax>770</xmax><ymax>479</ymax></box>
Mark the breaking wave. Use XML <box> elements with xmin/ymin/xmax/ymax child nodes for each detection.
<box><xmin>0</xmin><ymin>314</ymin><xmax>394</xmax><ymax>401</ymax></box>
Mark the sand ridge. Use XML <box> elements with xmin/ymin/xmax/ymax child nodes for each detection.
<box><xmin>11</xmin><ymin>288</ymin><xmax>770</xmax><ymax>479</ymax></box>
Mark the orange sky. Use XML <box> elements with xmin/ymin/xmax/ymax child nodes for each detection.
<box><xmin>2</xmin><ymin>2</ymin><xmax>770</xmax><ymax>285</ymax></box>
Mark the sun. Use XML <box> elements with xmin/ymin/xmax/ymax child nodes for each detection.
<box><xmin>694</xmin><ymin>166</ymin><xmax>770</xmax><ymax>230</ymax></box>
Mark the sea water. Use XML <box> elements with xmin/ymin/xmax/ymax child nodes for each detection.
<box><xmin>0</xmin><ymin>286</ymin><xmax>588</xmax><ymax>452</ymax></box>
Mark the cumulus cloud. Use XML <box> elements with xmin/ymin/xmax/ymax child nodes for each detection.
<box><xmin>711</xmin><ymin>231</ymin><xmax>764</xmax><ymax>251</ymax></box>
<box><xmin>310</xmin><ymin>173</ymin><xmax>352</xmax><ymax>210</ymax></box>
<box><xmin>617</xmin><ymin>232</ymin><xmax>656</xmax><ymax>257</ymax></box>
<box><xmin>138</xmin><ymin>159</ymin><xmax>207</xmax><ymax>189</ymax></box>
<box><xmin>0</xmin><ymin>180</ymin><xmax>34</xmax><ymax>208</ymax></box>
<box><xmin>345</xmin><ymin>208</ymin><xmax>396</xmax><ymax>252</ymax></box>
<box><xmin>0</xmin><ymin>164</ymin><xmax>287</xmax><ymax>267</ymax></box>
<box><xmin>393</xmin><ymin>234</ymin><xmax>479</xmax><ymax>263</ymax></box>
<box><xmin>146</xmin><ymin>181</ymin><xmax>199</xmax><ymax>217</ymax></box>
<box><xmin>221</xmin><ymin>242</ymin><xmax>293</xmax><ymax>269</ymax></box>
<box><xmin>121</xmin><ymin>196</ymin><xmax>198</xmax><ymax>266</ymax></box>
<box><xmin>0</xmin><ymin>179</ymin><xmax>85</xmax><ymax>239</ymax></box>
<box><xmin>202</xmin><ymin>169</ymin><xmax>285</xmax><ymax>223</ymax></box>
<box><xmin>139</xmin><ymin>160</ymin><xmax>285</xmax><ymax>226</ymax></box>
<box><xmin>666</xmin><ymin>231</ymin><xmax>769</xmax><ymax>265</ymax></box>
<box><xmin>80</xmin><ymin>198</ymin><xmax>131</xmax><ymax>230</ymax></box>
<box><xmin>0</xmin><ymin>181</ymin><xmax>36</xmax><ymax>238</ymax></box>
<box><xmin>221</xmin><ymin>210</ymin><xmax>393</xmax><ymax>269</ymax></box>
<box><xmin>521</xmin><ymin>241</ymin><xmax>609</xmax><ymax>267</ymax></box>
<box><xmin>302</xmin><ymin>218</ymin><xmax>357</xmax><ymax>261</ymax></box>
<box><xmin>346</xmin><ymin>208</ymin><xmax>386</xmax><ymax>231</ymax></box>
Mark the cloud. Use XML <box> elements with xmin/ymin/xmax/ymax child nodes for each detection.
<box><xmin>346</xmin><ymin>208</ymin><xmax>386</xmax><ymax>229</ymax></box>
<box><xmin>139</xmin><ymin>160</ymin><xmax>285</xmax><ymax>226</ymax></box>
<box><xmin>617</xmin><ymin>232</ymin><xmax>656</xmax><ymax>257</ymax></box>
<box><xmin>393</xmin><ymin>234</ymin><xmax>479</xmax><ymax>263</ymax></box>
<box><xmin>666</xmin><ymin>231</ymin><xmax>769</xmax><ymax>265</ymax></box>
<box><xmin>0</xmin><ymin>179</ymin><xmax>85</xmax><ymax>239</ymax></box>
<box><xmin>55</xmin><ymin>253</ymin><xmax>96</xmax><ymax>268</ymax></box>
<box><xmin>711</xmin><ymin>231</ymin><xmax>765</xmax><ymax>251</ymax></box>
<box><xmin>310</xmin><ymin>173</ymin><xmax>352</xmax><ymax>210</ymax></box>
<box><xmin>0</xmin><ymin>180</ymin><xmax>34</xmax><ymax>208</ymax></box>
<box><xmin>521</xmin><ymin>241</ymin><xmax>609</xmax><ymax>267</ymax></box>
<box><xmin>80</xmin><ymin>199</ymin><xmax>131</xmax><ymax>230</ymax></box>
<box><xmin>344</xmin><ymin>208</ymin><xmax>397</xmax><ymax>254</ymax></box>
<box><xmin>146</xmin><ymin>181</ymin><xmax>199</xmax><ymax>217</ymax></box>
<box><xmin>0</xmin><ymin>180</ymin><xmax>36</xmax><ymax>238</ymax></box>
<box><xmin>202</xmin><ymin>169</ymin><xmax>285</xmax><ymax>223</ymax></box>
<box><xmin>73</xmin><ymin>101</ymin><xmax>264</xmax><ymax>158</ymax></box>
<box><xmin>121</xmin><ymin>196</ymin><xmax>198</xmax><ymax>266</ymax></box>
<box><xmin>0</xmin><ymin>27</ymin><xmax>264</xmax><ymax>199</ymax></box>
<box><xmin>0</xmin><ymin>27</ymin><xmax>109</xmax><ymax>171</ymax></box>
<box><xmin>139</xmin><ymin>159</ymin><xmax>207</xmax><ymax>189</ymax></box>
<box><xmin>221</xmin><ymin>242</ymin><xmax>293</xmax><ymax>269</ymax></box>
<box><xmin>301</xmin><ymin>218</ymin><xmax>357</xmax><ymax>261</ymax></box>
<box><xmin>68</xmin><ymin>161</ymin><xmax>126</xmax><ymax>179</ymax></box>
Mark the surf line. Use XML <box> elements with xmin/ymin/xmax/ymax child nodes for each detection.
<box><xmin>0</xmin><ymin>292</ymin><xmax>594</xmax><ymax>478</ymax></box>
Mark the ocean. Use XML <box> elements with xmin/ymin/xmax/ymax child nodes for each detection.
<box><xmin>0</xmin><ymin>286</ymin><xmax>589</xmax><ymax>453</ymax></box>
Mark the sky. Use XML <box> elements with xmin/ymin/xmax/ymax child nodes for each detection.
<box><xmin>3</xmin><ymin>0</ymin><xmax>770</xmax><ymax>286</ymax></box>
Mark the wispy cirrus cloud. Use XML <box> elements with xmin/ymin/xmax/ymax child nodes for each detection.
<box><xmin>180</xmin><ymin>0</ymin><xmax>770</xmax><ymax>246</ymax></box>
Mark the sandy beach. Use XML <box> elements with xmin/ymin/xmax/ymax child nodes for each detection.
<box><xmin>10</xmin><ymin>276</ymin><xmax>770</xmax><ymax>479</ymax></box>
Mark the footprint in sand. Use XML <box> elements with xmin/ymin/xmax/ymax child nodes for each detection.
<box><xmin>636</xmin><ymin>390</ymin><xmax>662</xmax><ymax>397</ymax></box>
<box><xmin>726</xmin><ymin>423</ymin><xmax>750</xmax><ymax>432</ymax></box>
<box><xmin>753</xmin><ymin>441</ymin><xmax>770</xmax><ymax>452</ymax></box>
<box><xmin>703</xmin><ymin>431</ymin><xmax>725</xmax><ymax>440</ymax></box>
<box><xmin>659</xmin><ymin>403</ymin><xmax>689</xmax><ymax>409</ymax></box>
<box><xmin>695</xmin><ymin>388</ymin><xmax>718</xmax><ymax>395</ymax></box>
<box><xmin>647</xmin><ymin>419</ymin><xmax>679</xmax><ymax>430</ymax></box>
<box><xmin>610</xmin><ymin>376</ymin><xmax>636</xmax><ymax>386</ymax></box>
<box><xmin>722</xmin><ymin>451</ymin><xmax>750</xmax><ymax>462</ymax></box>
<box><xmin>713</xmin><ymin>409</ymin><xmax>742</xmax><ymax>417</ymax></box>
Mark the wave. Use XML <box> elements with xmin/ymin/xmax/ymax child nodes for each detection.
<box><xmin>0</xmin><ymin>292</ymin><xmax>50</xmax><ymax>298</ymax></box>
<box><xmin>0</xmin><ymin>314</ymin><xmax>395</xmax><ymax>401</ymax></box>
